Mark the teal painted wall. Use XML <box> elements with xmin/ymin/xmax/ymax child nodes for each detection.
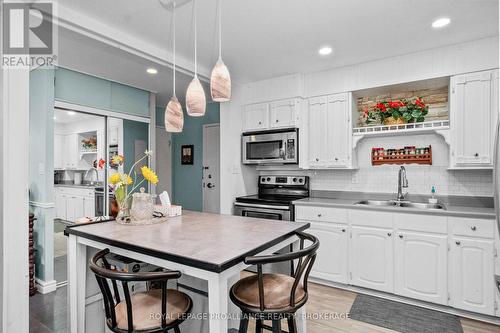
<box><xmin>170</xmin><ymin>103</ymin><xmax>220</xmax><ymax>211</ymax></box>
<box><xmin>123</xmin><ymin>120</ymin><xmax>150</xmax><ymax>192</ymax></box>
<box><xmin>29</xmin><ymin>67</ymin><xmax>55</xmax><ymax>282</ymax></box>
<box><xmin>54</xmin><ymin>67</ymin><xmax>150</xmax><ymax>117</ymax></box>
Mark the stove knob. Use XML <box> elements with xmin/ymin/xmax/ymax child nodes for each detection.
<box><xmin>267</xmin><ymin>177</ymin><xmax>271</xmax><ymax>182</ymax></box>
<box><xmin>293</xmin><ymin>178</ymin><xmax>297</xmax><ymax>183</ymax></box>
<box><xmin>261</xmin><ymin>177</ymin><xmax>266</xmax><ymax>182</ymax></box>
<box><xmin>299</xmin><ymin>178</ymin><xmax>304</xmax><ymax>183</ymax></box>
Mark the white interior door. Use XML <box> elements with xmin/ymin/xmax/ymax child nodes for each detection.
<box><xmin>202</xmin><ymin>124</ymin><xmax>220</xmax><ymax>213</ymax></box>
<box><xmin>155</xmin><ymin>126</ymin><xmax>172</xmax><ymax>197</ymax></box>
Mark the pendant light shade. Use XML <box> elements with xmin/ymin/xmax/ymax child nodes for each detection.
<box><xmin>165</xmin><ymin>96</ymin><xmax>184</xmax><ymax>132</ymax></box>
<box><xmin>165</xmin><ymin>1</ymin><xmax>184</xmax><ymax>132</ymax></box>
<box><xmin>210</xmin><ymin>0</ymin><xmax>231</xmax><ymax>102</ymax></box>
<box><xmin>186</xmin><ymin>76</ymin><xmax>206</xmax><ymax>116</ymax></box>
<box><xmin>210</xmin><ymin>58</ymin><xmax>231</xmax><ymax>102</ymax></box>
<box><xmin>186</xmin><ymin>0</ymin><xmax>206</xmax><ymax>116</ymax></box>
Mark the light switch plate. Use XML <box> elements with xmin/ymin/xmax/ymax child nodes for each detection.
<box><xmin>38</xmin><ymin>162</ymin><xmax>45</xmax><ymax>175</ymax></box>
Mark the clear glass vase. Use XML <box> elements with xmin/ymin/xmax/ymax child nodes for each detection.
<box><xmin>116</xmin><ymin>197</ymin><xmax>131</xmax><ymax>223</ymax></box>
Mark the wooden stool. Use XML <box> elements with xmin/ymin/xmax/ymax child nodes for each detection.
<box><xmin>230</xmin><ymin>232</ymin><xmax>319</xmax><ymax>333</ymax></box>
<box><xmin>90</xmin><ymin>249</ymin><xmax>192</xmax><ymax>333</ymax></box>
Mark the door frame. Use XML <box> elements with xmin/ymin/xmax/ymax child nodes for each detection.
<box><xmin>202</xmin><ymin>123</ymin><xmax>220</xmax><ymax>213</ymax></box>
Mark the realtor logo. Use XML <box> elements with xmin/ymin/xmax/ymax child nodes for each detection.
<box><xmin>2</xmin><ymin>1</ymin><xmax>57</xmax><ymax>67</ymax></box>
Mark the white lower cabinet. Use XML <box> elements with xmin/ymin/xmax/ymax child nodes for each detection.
<box><xmin>307</xmin><ymin>221</ymin><xmax>348</xmax><ymax>283</ymax></box>
<box><xmin>450</xmin><ymin>237</ymin><xmax>495</xmax><ymax>315</ymax></box>
<box><xmin>350</xmin><ymin>226</ymin><xmax>394</xmax><ymax>293</ymax></box>
<box><xmin>55</xmin><ymin>187</ymin><xmax>95</xmax><ymax>222</ymax></box>
<box><xmin>395</xmin><ymin>231</ymin><xmax>448</xmax><ymax>305</ymax></box>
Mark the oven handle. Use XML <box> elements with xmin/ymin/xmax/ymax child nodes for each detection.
<box><xmin>234</xmin><ymin>202</ymin><xmax>290</xmax><ymax>210</ymax></box>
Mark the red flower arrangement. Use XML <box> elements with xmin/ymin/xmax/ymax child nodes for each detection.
<box><xmin>363</xmin><ymin>97</ymin><xmax>429</xmax><ymax>125</ymax></box>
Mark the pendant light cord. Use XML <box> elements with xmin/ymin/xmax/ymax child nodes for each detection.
<box><xmin>218</xmin><ymin>0</ymin><xmax>222</xmax><ymax>60</ymax></box>
<box><xmin>194</xmin><ymin>0</ymin><xmax>197</xmax><ymax>77</ymax></box>
<box><xmin>173</xmin><ymin>1</ymin><xmax>176</xmax><ymax>97</ymax></box>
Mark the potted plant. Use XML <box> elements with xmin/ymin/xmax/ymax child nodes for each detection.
<box><xmin>108</xmin><ymin>150</ymin><xmax>158</xmax><ymax>223</ymax></box>
<box><xmin>363</xmin><ymin>97</ymin><xmax>429</xmax><ymax>125</ymax></box>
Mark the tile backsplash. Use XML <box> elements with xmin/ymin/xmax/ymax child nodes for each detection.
<box><xmin>262</xmin><ymin>166</ymin><xmax>493</xmax><ymax>197</ymax></box>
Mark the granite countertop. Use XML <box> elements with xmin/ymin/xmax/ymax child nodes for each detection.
<box><xmin>65</xmin><ymin>211</ymin><xmax>310</xmax><ymax>273</ymax></box>
<box><xmin>293</xmin><ymin>197</ymin><xmax>496</xmax><ymax>219</ymax></box>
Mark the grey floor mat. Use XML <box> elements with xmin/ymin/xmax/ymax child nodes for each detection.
<box><xmin>349</xmin><ymin>294</ymin><xmax>463</xmax><ymax>333</ymax></box>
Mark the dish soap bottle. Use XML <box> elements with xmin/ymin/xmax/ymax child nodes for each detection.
<box><xmin>429</xmin><ymin>186</ymin><xmax>438</xmax><ymax>204</ymax></box>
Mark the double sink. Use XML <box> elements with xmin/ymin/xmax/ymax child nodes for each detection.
<box><xmin>355</xmin><ymin>200</ymin><xmax>446</xmax><ymax>210</ymax></box>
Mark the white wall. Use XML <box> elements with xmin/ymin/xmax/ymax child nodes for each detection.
<box><xmin>305</xmin><ymin>37</ymin><xmax>499</xmax><ymax>97</ymax></box>
<box><xmin>219</xmin><ymin>83</ymin><xmax>258</xmax><ymax>214</ymax></box>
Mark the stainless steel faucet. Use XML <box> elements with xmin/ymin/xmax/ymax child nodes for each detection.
<box><xmin>84</xmin><ymin>167</ymin><xmax>99</xmax><ymax>184</ymax></box>
<box><xmin>397</xmin><ymin>166</ymin><xmax>408</xmax><ymax>201</ymax></box>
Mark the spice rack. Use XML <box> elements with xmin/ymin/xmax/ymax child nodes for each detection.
<box><xmin>372</xmin><ymin>145</ymin><xmax>432</xmax><ymax>166</ymax></box>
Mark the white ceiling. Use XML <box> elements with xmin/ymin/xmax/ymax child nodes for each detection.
<box><xmin>54</xmin><ymin>0</ymin><xmax>499</xmax><ymax>106</ymax></box>
<box><xmin>54</xmin><ymin>108</ymin><xmax>98</xmax><ymax>124</ymax></box>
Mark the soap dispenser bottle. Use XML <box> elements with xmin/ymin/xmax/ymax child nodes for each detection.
<box><xmin>429</xmin><ymin>186</ymin><xmax>438</xmax><ymax>204</ymax></box>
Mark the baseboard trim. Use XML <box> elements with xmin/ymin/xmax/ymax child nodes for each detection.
<box><xmin>35</xmin><ymin>278</ymin><xmax>57</xmax><ymax>294</ymax></box>
<box><xmin>309</xmin><ymin>277</ymin><xmax>500</xmax><ymax>325</ymax></box>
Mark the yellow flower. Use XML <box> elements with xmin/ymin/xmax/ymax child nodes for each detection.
<box><xmin>109</xmin><ymin>173</ymin><xmax>121</xmax><ymax>185</ymax></box>
<box><xmin>141</xmin><ymin>166</ymin><xmax>158</xmax><ymax>184</ymax></box>
<box><xmin>124</xmin><ymin>175</ymin><xmax>133</xmax><ymax>185</ymax></box>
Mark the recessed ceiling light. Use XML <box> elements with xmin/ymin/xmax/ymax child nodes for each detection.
<box><xmin>67</xmin><ymin>111</ymin><xmax>76</xmax><ymax>116</ymax></box>
<box><xmin>318</xmin><ymin>46</ymin><xmax>333</xmax><ymax>56</ymax></box>
<box><xmin>53</xmin><ymin>116</ymin><xmax>57</xmax><ymax>120</ymax></box>
<box><xmin>147</xmin><ymin>68</ymin><xmax>158</xmax><ymax>74</ymax></box>
<box><xmin>432</xmin><ymin>17</ymin><xmax>450</xmax><ymax>28</ymax></box>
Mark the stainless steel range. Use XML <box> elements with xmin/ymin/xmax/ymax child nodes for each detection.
<box><xmin>234</xmin><ymin>175</ymin><xmax>310</xmax><ymax>221</ymax></box>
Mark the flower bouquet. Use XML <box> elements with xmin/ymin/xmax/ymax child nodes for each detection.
<box><xmin>108</xmin><ymin>150</ymin><xmax>158</xmax><ymax>223</ymax></box>
<box><xmin>363</xmin><ymin>97</ymin><xmax>429</xmax><ymax>125</ymax></box>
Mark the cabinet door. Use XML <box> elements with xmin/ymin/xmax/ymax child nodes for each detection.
<box><xmin>55</xmin><ymin>192</ymin><xmax>67</xmax><ymax>220</ymax></box>
<box><xmin>270</xmin><ymin>99</ymin><xmax>298</xmax><ymax>128</ymax></box>
<box><xmin>307</xmin><ymin>97</ymin><xmax>328</xmax><ymax>167</ymax></box>
<box><xmin>64</xmin><ymin>134</ymin><xmax>79</xmax><ymax>169</ymax></box>
<box><xmin>83</xmin><ymin>196</ymin><xmax>95</xmax><ymax>218</ymax></box>
<box><xmin>307</xmin><ymin>222</ymin><xmax>348</xmax><ymax>283</ymax></box>
<box><xmin>350</xmin><ymin>226</ymin><xmax>394</xmax><ymax>293</ymax></box>
<box><xmin>242</xmin><ymin>103</ymin><xmax>269</xmax><ymax>131</ymax></box>
<box><xmin>109</xmin><ymin>126</ymin><xmax>119</xmax><ymax>145</ymax></box>
<box><xmin>326</xmin><ymin>93</ymin><xmax>351</xmax><ymax>167</ymax></box>
<box><xmin>451</xmin><ymin>70</ymin><xmax>498</xmax><ymax>167</ymax></box>
<box><xmin>66</xmin><ymin>196</ymin><xmax>84</xmax><ymax>222</ymax></box>
<box><xmin>54</xmin><ymin>134</ymin><xmax>63</xmax><ymax>169</ymax></box>
<box><xmin>451</xmin><ymin>237</ymin><xmax>495</xmax><ymax>315</ymax></box>
<box><xmin>395</xmin><ymin>231</ymin><xmax>448</xmax><ymax>305</ymax></box>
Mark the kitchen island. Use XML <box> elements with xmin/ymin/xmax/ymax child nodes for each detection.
<box><xmin>66</xmin><ymin>210</ymin><xmax>310</xmax><ymax>333</ymax></box>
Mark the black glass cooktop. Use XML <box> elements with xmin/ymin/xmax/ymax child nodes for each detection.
<box><xmin>235</xmin><ymin>194</ymin><xmax>306</xmax><ymax>206</ymax></box>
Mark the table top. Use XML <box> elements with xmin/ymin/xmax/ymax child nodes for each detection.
<box><xmin>66</xmin><ymin>211</ymin><xmax>309</xmax><ymax>273</ymax></box>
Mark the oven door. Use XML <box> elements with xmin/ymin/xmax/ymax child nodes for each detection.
<box><xmin>242</xmin><ymin>129</ymin><xmax>298</xmax><ymax>164</ymax></box>
<box><xmin>234</xmin><ymin>202</ymin><xmax>291</xmax><ymax>221</ymax></box>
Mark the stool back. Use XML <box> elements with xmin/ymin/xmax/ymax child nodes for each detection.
<box><xmin>89</xmin><ymin>248</ymin><xmax>181</xmax><ymax>333</ymax></box>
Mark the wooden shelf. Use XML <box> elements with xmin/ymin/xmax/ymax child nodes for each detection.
<box><xmin>372</xmin><ymin>146</ymin><xmax>432</xmax><ymax>166</ymax></box>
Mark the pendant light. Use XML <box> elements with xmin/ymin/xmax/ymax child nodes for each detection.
<box><xmin>165</xmin><ymin>1</ymin><xmax>184</xmax><ymax>132</ymax></box>
<box><xmin>186</xmin><ymin>0</ymin><xmax>206</xmax><ymax>117</ymax></box>
<box><xmin>210</xmin><ymin>0</ymin><xmax>231</xmax><ymax>102</ymax></box>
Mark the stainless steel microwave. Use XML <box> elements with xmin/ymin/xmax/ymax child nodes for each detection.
<box><xmin>242</xmin><ymin>128</ymin><xmax>298</xmax><ymax>164</ymax></box>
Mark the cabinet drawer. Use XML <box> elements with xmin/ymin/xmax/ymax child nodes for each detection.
<box><xmin>56</xmin><ymin>187</ymin><xmax>95</xmax><ymax>197</ymax></box>
<box><xmin>395</xmin><ymin>213</ymin><xmax>447</xmax><ymax>234</ymax></box>
<box><xmin>451</xmin><ymin>217</ymin><xmax>494</xmax><ymax>238</ymax></box>
<box><xmin>350</xmin><ymin>209</ymin><xmax>393</xmax><ymax>229</ymax></box>
<box><xmin>295</xmin><ymin>205</ymin><xmax>348</xmax><ymax>224</ymax></box>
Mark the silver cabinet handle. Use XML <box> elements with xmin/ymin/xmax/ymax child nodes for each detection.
<box><xmin>276</xmin><ymin>119</ymin><xmax>279</xmax><ymax>123</ymax></box>
<box><xmin>315</xmin><ymin>158</ymin><xmax>319</xmax><ymax>162</ymax></box>
<box><xmin>474</xmin><ymin>153</ymin><xmax>479</xmax><ymax>157</ymax></box>
<box><xmin>471</xmin><ymin>226</ymin><xmax>477</xmax><ymax>231</ymax></box>
<box><xmin>456</xmin><ymin>240</ymin><xmax>461</xmax><ymax>245</ymax></box>
<box><xmin>387</xmin><ymin>232</ymin><xmax>392</xmax><ymax>237</ymax></box>
<box><xmin>258</xmin><ymin>121</ymin><xmax>262</xmax><ymax>125</ymax></box>
<box><xmin>317</xmin><ymin>214</ymin><xmax>322</xmax><ymax>218</ymax></box>
<box><xmin>342</xmin><ymin>229</ymin><xmax>346</xmax><ymax>233</ymax></box>
<box><xmin>399</xmin><ymin>234</ymin><xmax>403</xmax><ymax>239</ymax></box>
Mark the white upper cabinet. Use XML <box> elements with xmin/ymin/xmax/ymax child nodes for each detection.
<box><xmin>451</xmin><ymin>237</ymin><xmax>495</xmax><ymax>316</ymax></box>
<box><xmin>242</xmin><ymin>103</ymin><xmax>269</xmax><ymax>132</ymax></box>
<box><xmin>63</xmin><ymin>133</ymin><xmax>79</xmax><ymax>169</ymax></box>
<box><xmin>54</xmin><ymin>134</ymin><xmax>63</xmax><ymax>170</ymax></box>
<box><xmin>395</xmin><ymin>231</ymin><xmax>448</xmax><ymax>305</ymax></box>
<box><xmin>350</xmin><ymin>226</ymin><xmax>394</xmax><ymax>293</ymax></box>
<box><xmin>243</xmin><ymin>98</ymin><xmax>300</xmax><ymax>132</ymax></box>
<box><xmin>270</xmin><ymin>99</ymin><xmax>299</xmax><ymax>128</ymax></box>
<box><xmin>307</xmin><ymin>93</ymin><xmax>353</xmax><ymax>169</ymax></box>
<box><xmin>450</xmin><ymin>69</ymin><xmax>499</xmax><ymax>168</ymax></box>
